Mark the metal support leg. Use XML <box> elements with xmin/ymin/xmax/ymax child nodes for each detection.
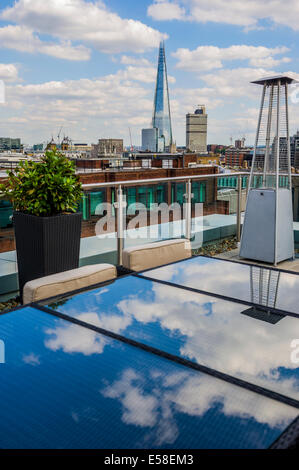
<box><xmin>237</xmin><ymin>174</ymin><xmax>242</xmax><ymax>242</ymax></box>
<box><xmin>184</xmin><ymin>180</ymin><xmax>193</xmax><ymax>240</ymax></box>
<box><xmin>114</xmin><ymin>186</ymin><xmax>126</xmax><ymax>266</ymax></box>
<box><xmin>274</xmin><ymin>81</ymin><xmax>281</xmax><ymax>266</ymax></box>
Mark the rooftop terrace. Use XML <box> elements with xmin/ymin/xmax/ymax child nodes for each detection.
<box><xmin>1</xmin><ymin>172</ymin><xmax>299</xmax><ymax>449</ymax></box>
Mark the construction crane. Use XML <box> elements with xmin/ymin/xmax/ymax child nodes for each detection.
<box><xmin>57</xmin><ymin>126</ymin><xmax>63</xmax><ymax>145</ymax></box>
<box><xmin>128</xmin><ymin>127</ymin><xmax>133</xmax><ymax>152</ymax></box>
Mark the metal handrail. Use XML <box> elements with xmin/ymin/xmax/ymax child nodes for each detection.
<box><xmin>82</xmin><ymin>171</ymin><xmax>250</xmax><ymax>190</ymax></box>
<box><xmin>82</xmin><ymin>171</ymin><xmax>299</xmax><ymax>190</ymax></box>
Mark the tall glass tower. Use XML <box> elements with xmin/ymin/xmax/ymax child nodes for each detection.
<box><xmin>152</xmin><ymin>41</ymin><xmax>173</xmax><ymax>150</ymax></box>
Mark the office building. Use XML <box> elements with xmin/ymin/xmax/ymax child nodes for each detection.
<box><xmin>92</xmin><ymin>139</ymin><xmax>124</xmax><ymax>157</ymax></box>
<box><xmin>142</xmin><ymin>128</ymin><xmax>158</xmax><ymax>152</ymax></box>
<box><xmin>235</xmin><ymin>139</ymin><xmax>245</xmax><ymax>149</ymax></box>
<box><xmin>0</xmin><ymin>137</ymin><xmax>22</xmax><ymax>151</ymax></box>
<box><xmin>186</xmin><ymin>106</ymin><xmax>208</xmax><ymax>153</ymax></box>
<box><xmin>225</xmin><ymin>147</ymin><xmax>253</xmax><ymax>168</ymax></box>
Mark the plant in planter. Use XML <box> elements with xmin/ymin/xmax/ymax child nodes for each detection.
<box><xmin>0</xmin><ymin>150</ymin><xmax>83</xmax><ymax>300</ymax></box>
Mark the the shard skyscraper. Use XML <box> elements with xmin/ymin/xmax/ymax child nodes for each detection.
<box><xmin>152</xmin><ymin>41</ymin><xmax>173</xmax><ymax>150</ymax></box>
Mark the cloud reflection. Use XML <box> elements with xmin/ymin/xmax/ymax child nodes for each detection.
<box><xmin>101</xmin><ymin>367</ymin><xmax>297</xmax><ymax>447</ymax></box>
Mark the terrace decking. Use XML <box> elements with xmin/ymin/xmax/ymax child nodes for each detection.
<box><xmin>217</xmin><ymin>246</ymin><xmax>299</xmax><ymax>273</ymax></box>
<box><xmin>0</xmin><ymin>255</ymin><xmax>298</xmax><ymax>449</ymax></box>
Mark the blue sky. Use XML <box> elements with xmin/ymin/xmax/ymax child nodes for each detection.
<box><xmin>0</xmin><ymin>0</ymin><xmax>298</xmax><ymax>146</ymax></box>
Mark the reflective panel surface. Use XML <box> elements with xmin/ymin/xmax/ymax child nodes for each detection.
<box><xmin>47</xmin><ymin>276</ymin><xmax>299</xmax><ymax>401</ymax></box>
<box><xmin>1</xmin><ymin>307</ymin><xmax>297</xmax><ymax>449</ymax></box>
<box><xmin>140</xmin><ymin>256</ymin><xmax>299</xmax><ymax>315</ymax></box>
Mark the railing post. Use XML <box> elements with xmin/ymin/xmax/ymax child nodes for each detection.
<box><xmin>184</xmin><ymin>179</ymin><xmax>193</xmax><ymax>240</ymax></box>
<box><xmin>236</xmin><ymin>174</ymin><xmax>242</xmax><ymax>242</ymax></box>
<box><xmin>246</xmin><ymin>174</ymin><xmax>250</xmax><ymax>199</ymax></box>
<box><xmin>114</xmin><ymin>185</ymin><xmax>126</xmax><ymax>266</ymax></box>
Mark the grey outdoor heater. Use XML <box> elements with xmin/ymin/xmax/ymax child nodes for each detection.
<box><xmin>240</xmin><ymin>75</ymin><xmax>296</xmax><ymax>265</ymax></box>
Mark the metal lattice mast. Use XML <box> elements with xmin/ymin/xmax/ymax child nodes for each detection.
<box><xmin>249</xmin><ymin>84</ymin><xmax>266</xmax><ymax>190</ymax></box>
<box><xmin>248</xmin><ymin>76</ymin><xmax>295</xmax><ymax>190</ymax></box>
<box><xmin>240</xmin><ymin>75</ymin><xmax>296</xmax><ymax>265</ymax></box>
<box><xmin>250</xmin><ymin>267</ymin><xmax>281</xmax><ymax>308</ymax></box>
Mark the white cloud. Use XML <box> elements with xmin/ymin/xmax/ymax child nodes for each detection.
<box><xmin>200</xmin><ymin>67</ymin><xmax>299</xmax><ymax>99</ymax></box>
<box><xmin>148</xmin><ymin>0</ymin><xmax>299</xmax><ymax>31</ymax></box>
<box><xmin>148</xmin><ymin>0</ymin><xmax>186</xmax><ymax>20</ymax></box>
<box><xmin>120</xmin><ymin>56</ymin><xmax>152</xmax><ymax>66</ymax></box>
<box><xmin>110</xmin><ymin>62</ymin><xmax>176</xmax><ymax>85</ymax></box>
<box><xmin>0</xmin><ymin>63</ymin><xmax>19</xmax><ymax>82</ymax></box>
<box><xmin>0</xmin><ymin>42</ymin><xmax>297</xmax><ymax>147</ymax></box>
<box><xmin>102</xmin><ymin>369</ymin><xmax>159</xmax><ymax>428</ymax></box>
<box><xmin>1</xmin><ymin>0</ymin><xmax>167</xmax><ymax>55</ymax></box>
<box><xmin>117</xmin><ymin>279</ymin><xmax>299</xmax><ymax>400</ymax></box>
<box><xmin>109</xmin><ymin>65</ymin><xmax>157</xmax><ymax>84</ymax></box>
<box><xmin>0</xmin><ymin>25</ymin><xmax>91</xmax><ymax>61</ymax></box>
<box><xmin>173</xmin><ymin>45</ymin><xmax>290</xmax><ymax>72</ymax></box>
<box><xmin>101</xmin><ymin>367</ymin><xmax>297</xmax><ymax>446</ymax></box>
<box><xmin>44</xmin><ymin>309</ymin><xmax>132</xmax><ymax>356</ymax></box>
<box><xmin>0</xmin><ymin>55</ymin><xmax>181</xmax><ymax>144</ymax></box>
<box><xmin>22</xmin><ymin>353</ymin><xmax>41</xmax><ymax>366</ymax></box>
<box><xmin>45</xmin><ymin>313</ymin><xmax>110</xmax><ymax>355</ymax></box>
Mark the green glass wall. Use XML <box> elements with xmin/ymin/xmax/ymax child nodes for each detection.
<box><xmin>0</xmin><ymin>200</ymin><xmax>13</xmax><ymax>229</ymax></box>
<box><xmin>156</xmin><ymin>184</ymin><xmax>166</xmax><ymax>204</ymax></box>
<box><xmin>126</xmin><ymin>184</ymin><xmax>167</xmax><ymax>210</ymax></box>
<box><xmin>90</xmin><ymin>191</ymin><xmax>105</xmax><ymax>216</ymax></box>
<box><xmin>171</xmin><ymin>183</ymin><xmax>185</xmax><ymax>205</ymax></box>
<box><xmin>217</xmin><ymin>175</ymin><xmax>289</xmax><ymax>190</ymax></box>
<box><xmin>217</xmin><ymin>176</ymin><xmax>248</xmax><ymax>189</ymax></box>
<box><xmin>171</xmin><ymin>182</ymin><xmax>206</xmax><ymax>205</ymax></box>
<box><xmin>79</xmin><ymin>190</ymin><xmax>106</xmax><ymax>220</ymax></box>
<box><xmin>192</xmin><ymin>181</ymin><xmax>206</xmax><ymax>203</ymax></box>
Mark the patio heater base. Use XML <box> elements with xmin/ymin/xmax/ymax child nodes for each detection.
<box><xmin>240</xmin><ymin>188</ymin><xmax>294</xmax><ymax>264</ymax></box>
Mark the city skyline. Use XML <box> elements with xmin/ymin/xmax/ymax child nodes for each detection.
<box><xmin>0</xmin><ymin>0</ymin><xmax>298</xmax><ymax>146</ymax></box>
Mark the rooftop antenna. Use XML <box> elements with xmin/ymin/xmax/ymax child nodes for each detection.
<box><xmin>240</xmin><ymin>75</ymin><xmax>297</xmax><ymax>265</ymax></box>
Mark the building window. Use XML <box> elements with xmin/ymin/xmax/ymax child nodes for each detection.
<box><xmin>172</xmin><ymin>182</ymin><xmax>185</xmax><ymax>205</ymax></box>
<box><xmin>142</xmin><ymin>159</ymin><xmax>152</xmax><ymax>168</ymax></box>
<box><xmin>162</xmin><ymin>160</ymin><xmax>173</xmax><ymax>169</ymax></box>
<box><xmin>192</xmin><ymin>181</ymin><xmax>206</xmax><ymax>203</ymax></box>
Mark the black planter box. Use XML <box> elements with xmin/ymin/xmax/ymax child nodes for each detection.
<box><xmin>13</xmin><ymin>211</ymin><xmax>82</xmax><ymax>299</ymax></box>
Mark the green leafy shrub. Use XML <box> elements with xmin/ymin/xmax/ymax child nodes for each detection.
<box><xmin>0</xmin><ymin>150</ymin><xmax>83</xmax><ymax>217</ymax></box>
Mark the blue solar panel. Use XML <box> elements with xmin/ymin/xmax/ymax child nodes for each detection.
<box><xmin>139</xmin><ymin>256</ymin><xmax>299</xmax><ymax>315</ymax></box>
<box><xmin>0</xmin><ymin>306</ymin><xmax>297</xmax><ymax>449</ymax></box>
<box><xmin>46</xmin><ymin>276</ymin><xmax>299</xmax><ymax>402</ymax></box>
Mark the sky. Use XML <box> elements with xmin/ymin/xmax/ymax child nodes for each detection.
<box><xmin>0</xmin><ymin>0</ymin><xmax>298</xmax><ymax>147</ymax></box>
